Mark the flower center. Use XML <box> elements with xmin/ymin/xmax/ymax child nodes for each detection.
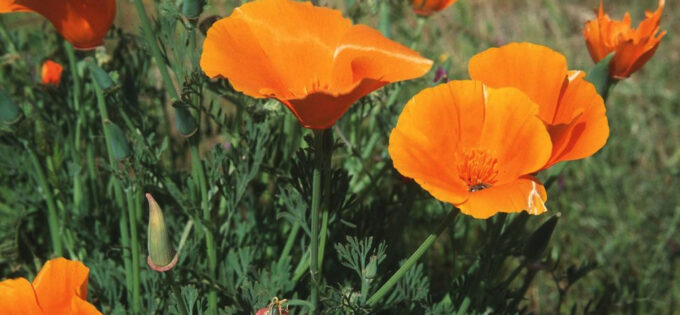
<box><xmin>456</xmin><ymin>148</ymin><xmax>499</xmax><ymax>192</ymax></box>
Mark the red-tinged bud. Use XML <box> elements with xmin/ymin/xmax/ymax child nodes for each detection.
<box><xmin>255</xmin><ymin>297</ymin><xmax>289</xmax><ymax>315</ymax></box>
<box><xmin>41</xmin><ymin>60</ymin><xmax>63</xmax><ymax>86</ymax></box>
<box><xmin>146</xmin><ymin>193</ymin><xmax>179</xmax><ymax>272</ymax></box>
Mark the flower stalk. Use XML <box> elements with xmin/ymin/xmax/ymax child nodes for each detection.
<box><xmin>366</xmin><ymin>208</ymin><xmax>459</xmax><ymax>306</ymax></box>
<box><xmin>310</xmin><ymin>128</ymin><xmax>332</xmax><ymax>313</ymax></box>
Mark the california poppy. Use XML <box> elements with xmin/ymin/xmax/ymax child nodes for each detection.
<box><xmin>388</xmin><ymin>80</ymin><xmax>551</xmax><ymax>219</ymax></box>
<box><xmin>200</xmin><ymin>0</ymin><xmax>432</xmax><ymax>129</ymax></box>
<box><xmin>410</xmin><ymin>0</ymin><xmax>459</xmax><ymax>16</ymax></box>
<box><xmin>0</xmin><ymin>0</ymin><xmax>116</xmax><ymax>50</ymax></box>
<box><xmin>584</xmin><ymin>0</ymin><xmax>666</xmax><ymax>79</ymax></box>
<box><xmin>468</xmin><ymin>42</ymin><xmax>609</xmax><ymax>169</ymax></box>
<box><xmin>41</xmin><ymin>60</ymin><xmax>63</xmax><ymax>86</ymax></box>
<box><xmin>0</xmin><ymin>257</ymin><xmax>101</xmax><ymax>314</ymax></box>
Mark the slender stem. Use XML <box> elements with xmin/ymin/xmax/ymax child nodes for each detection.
<box><xmin>126</xmin><ymin>190</ymin><xmax>142</xmax><ymax>313</ymax></box>
<box><xmin>279</xmin><ymin>222</ymin><xmax>300</xmax><ymax>264</ymax></box>
<box><xmin>366</xmin><ymin>208</ymin><xmax>459</xmax><ymax>306</ymax></box>
<box><xmin>132</xmin><ymin>0</ymin><xmax>179</xmax><ymax>100</ymax></box>
<box><xmin>91</xmin><ymin>70</ymin><xmax>136</xmax><ymax>310</ymax></box>
<box><xmin>309</xmin><ymin>129</ymin><xmax>329</xmax><ymax>313</ymax></box>
<box><xmin>27</xmin><ymin>149</ymin><xmax>62</xmax><ymax>257</ymax></box>
<box><xmin>410</xmin><ymin>17</ymin><xmax>427</xmax><ymax>50</ymax></box>
<box><xmin>190</xmin><ymin>143</ymin><xmax>216</xmax><ymax>313</ymax></box>
<box><xmin>318</xmin><ymin>130</ymin><xmax>332</xmax><ymax>270</ymax></box>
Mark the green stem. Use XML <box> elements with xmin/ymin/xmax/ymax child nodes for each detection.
<box><xmin>190</xmin><ymin>143</ymin><xmax>217</xmax><ymax>313</ymax></box>
<box><xmin>309</xmin><ymin>129</ymin><xmax>331</xmax><ymax>313</ymax></box>
<box><xmin>27</xmin><ymin>149</ymin><xmax>62</xmax><ymax>257</ymax></box>
<box><xmin>132</xmin><ymin>0</ymin><xmax>179</xmax><ymax>100</ymax></box>
<box><xmin>279</xmin><ymin>222</ymin><xmax>300</xmax><ymax>264</ymax></box>
<box><xmin>410</xmin><ymin>17</ymin><xmax>427</xmax><ymax>50</ymax></box>
<box><xmin>366</xmin><ymin>208</ymin><xmax>459</xmax><ymax>306</ymax></box>
<box><xmin>126</xmin><ymin>190</ymin><xmax>142</xmax><ymax>313</ymax></box>
<box><xmin>91</xmin><ymin>70</ymin><xmax>136</xmax><ymax>310</ymax></box>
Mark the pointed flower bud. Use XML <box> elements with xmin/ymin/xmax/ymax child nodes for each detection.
<box><xmin>523</xmin><ymin>215</ymin><xmax>559</xmax><ymax>263</ymax></box>
<box><xmin>146</xmin><ymin>193</ymin><xmax>178</xmax><ymax>272</ymax></box>
<box><xmin>103</xmin><ymin>119</ymin><xmax>131</xmax><ymax>160</ymax></box>
<box><xmin>0</xmin><ymin>89</ymin><xmax>22</xmax><ymax>125</ymax></box>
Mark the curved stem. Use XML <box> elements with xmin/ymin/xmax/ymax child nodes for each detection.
<box><xmin>366</xmin><ymin>208</ymin><xmax>459</xmax><ymax>306</ymax></box>
<box><xmin>27</xmin><ymin>149</ymin><xmax>62</xmax><ymax>256</ymax></box>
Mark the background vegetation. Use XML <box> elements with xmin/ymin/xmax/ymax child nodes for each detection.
<box><xmin>0</xmin><ymin>0</ymin><xmax>678</xmax><ymax>313</ymax></box>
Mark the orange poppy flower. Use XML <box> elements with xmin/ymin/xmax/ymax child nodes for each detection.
<box><xmin>583</xmin><ymin>0</ymin><xmax>666</xmax><ymax>79</ymax></box>
<box><xmin>200</xmin><ymin>0</ymin><xmax>433</xmax><ymax>129</ymax></box>
<box><xmin>0</xmin><ymin>0</ymin><xmax>116</xmax><ymax>50</ymax></box>
<box><xmin>410</xmin><ymin>0</ymin><xmax>459</xmax><ymax>16</ymax></box>
<box><xmin>468</xmin><ymin>42</ymin><xmax>609</xmax><ymax>169</ymax></box>
<box><xmin>0</xmin><ymin>257</ymin><xmax>101</xmax><ymax>314</ymax></box>
<box><xmin>388</xmin><ymin>80</ymin><xmax>551</xmax><ymax>219</ymax></box>
<box><xmin>41</xmin><ymin>60</ymin><xmax>63</xmax><ymax>86</ymax></box>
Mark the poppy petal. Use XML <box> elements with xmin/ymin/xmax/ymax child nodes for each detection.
<box><xmin>544</xmin><ymin>74</ymin><xmax>609</xmax><ymax>167</ymax></box>
<box><xmin>478</xmin><ymin>87</ymin><xmax>552</xmax><ymax>183</ymax></box>
<box><xmin>389</xmin><ymin>80</ymin><xmax>487</xmax><ymax>205</ymax></box>
<box><xmin>1</xmin><ymin>0</ymin><xmax>116</xmax><ymax>49</ymax></box>
<box><xmin>0</xmin><ymin>278</ymin><xmax>43</xmax><ymax>314</ymax></box>
<box><xmin>468</xmin><ymin>42</ymin><xmax>569</xmax><ymax>120</ymax></box>
<box><xmin>32</xmin><ymin>258</ymin><xmax>91</xmax><ymax>312</ymax></box>
<box><xmin>459</xmin><ymin>176</ymin><xmax>547</xmax><ymax>219</ymax></box>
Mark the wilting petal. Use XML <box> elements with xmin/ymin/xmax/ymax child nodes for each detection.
<box><xmin>201</xmin><ymin>0</ymin><xmax>432</xmax><ymax>129</ymax></box>
<box><xmin>468</xmin><ymin>42</ymin><xmax>569</xmax><ymax>120</ymax></box>
<box><xmin>32</xmin><ymin>258</ymin><xmax>92</xmax><ymax>313</ymax></box>
<box><xmin>459</xmin><ymin>177</ymin><xmax>547</xmax><ymax>219</ymax></box>
<box><xmin>0</xmin><ymin>278</ymin><xmax>43</xmax><ymax>314</ymax></box>
<box><xmin>0</xmin><ymin>0</ymin><xmax>116</xmax><ymax>49</ymax></box>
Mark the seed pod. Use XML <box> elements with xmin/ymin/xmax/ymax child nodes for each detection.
<box><xmin>146</xmin><ymin>193</ymin><xmax>179</xmax><ymax>272</ymax></box>
<box><xmin>523</xmin><ymin>216</ymin><xmax>559</xmax><ymax>263</ymax></box>
<box><xmin>183</xmin><ymin>0</ymin><xmax>204</xmax><ymax>21</ymax></box>
<box><xmin>0</xmin><ymin>90</ymin><xmax>22</xmax><ymax>125</ymax></box>
<box><xmin>103</xmin><ymin>120</ymin><xmax>131</xmax><ymax>160</ymax></box>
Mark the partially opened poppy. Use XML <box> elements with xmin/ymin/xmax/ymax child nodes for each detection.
<box><xmin>0</xmin><ymin>257</ymin><xmax>101</xmax><ymax>314</ymax></box>
<box><xmin>468</xmin><ymin>42</ymin><xmax>609</xmax><ymax>169</ymax></box>
<box><xmin>410</xmin><ymin>0</ymin><xmax>459</xmax><ymax>16</ymax></box>
<box><xmin>200</xmin><ymin>0</ymin><xmax>433</xmax><ymax>129</ymax></box>
<box><xmin>41</xmin><ymin>60</ymin><xmax>63</xmax><ymax>86</ymax></box>
<box><xmin>389</xmin><ymin>80</ymin><xmax>551</xmax><ymax>219</ymax></box>
<box><xmin>584</xmin><ymin>0</ymin><xmax>666</xmax><ymax>79</ymax></box>
<box><xmin>0</xmin><ymin>0</ymin><xmax>116</xmax><ymax>50</ymax></box>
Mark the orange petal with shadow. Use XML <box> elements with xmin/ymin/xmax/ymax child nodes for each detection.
<box><xmin>0</xmin><ymin>0</ymin><xmax>116</xmax><ymax>50</ymax></box>
<box><xmin>0</xmin><ymin>278</ymin><xmax>43</xmax><ymax>315</ymax></box>
<box><xmin>459</xmin><ymin>176</ymin><xmax>547</xmax><ymax>219</ymax></box>
<box><xmin>32</xmin><ymin>258</ymin><xmax>98</xmax><ymax>314</ymax></box>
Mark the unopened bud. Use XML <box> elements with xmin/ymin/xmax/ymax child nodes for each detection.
<box><xmin>146</xmin><ymin>193</ymin><xmax>178</xmax><ymax>272</ymax></box>
<box><xmin>365</xmin><ymin>255</ymin><xmax>377</xmax><ymax>280</ymax></box>
<box><xmin>103</xmin><ymin>120</ymin><xmax>131</xmax><ymax>160</ymax></box>
<box><xmin>173</xmin><ymin>104</ymin><xmax>198</xmax><ymax>137</ymax></box>
<box><xmin>183</xmin><ymin>0</ymin><xmax>204</xmax><ymax>21</ymax></box>
<box><xmin>0</xmin><ymin>89</ymin><xmax>22</xmax><ymax>125</ymax></box>
<box><xmin>86</xmin><ymin>57</ymin><xmax>114</xmax><ymax>90</ymax></box>
<box><xmin>523</xmin><ymin>215</ymin><xmax>559</xmax><ymax>263</ymax></box>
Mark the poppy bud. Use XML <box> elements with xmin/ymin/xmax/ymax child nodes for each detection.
<box><xmin>255</xmin><ymin>297</ymin><xmax>289</xmax><ymax>315</ymax></box>
<box><xmin>146</xmin><ymin>193</ymin><xmax>179</xmax><ymax>272</ymax></box>
<box><xmin>86</xmin><ymin>58</ymin><xmax>114</xmax><ymax>90</ymax></box>
<box><xmin>523</xmin><ymin>216</ymin><xmax>558</xmax><ymax>263</ymax></box>
<box><xmin>584</xmin><ymin>53</ymin><xmax>615</xmax><ymax>102</ymax></box>
<box><xmin>103</xmin><ymin>120</ymin><xmax>131</xmax><ymax>160</ymax></box>
<box><xmin>41</xmin><ymin>60</ymin><xmax>64</xmax><ymax>86</ymax></box>
<box><xmin>173</xmin><ymin>103</ymin><xmax>198</xmax><ymax>137</ymax></box>
<box><xmin>183</xmin><ymin>0</ymin><xmax>204</xmax><ymax>21</ymax></box>
<box><xmin>0</xmin><ymin>90</ymin><xmax>22</xmax><ymax>125</ymax></box>
<box><xmin>364</xmin><ymin>255</ymin><xmax>378</xmax><ymax>280</ymax></box>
